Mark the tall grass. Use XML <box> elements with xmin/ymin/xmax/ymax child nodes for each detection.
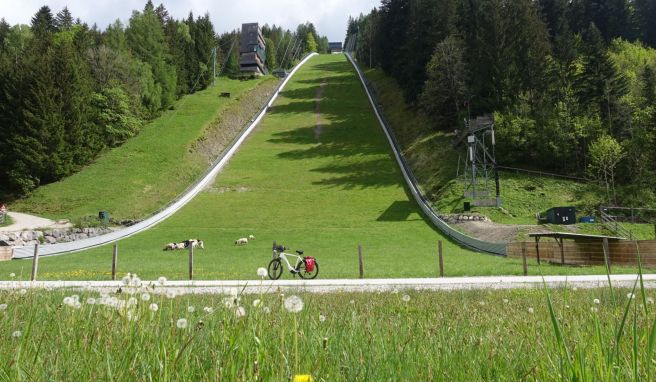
<box><xmin>1</xmin><ymin>277</ymin><xmax>654</xmax><ymax>380</ymax></box>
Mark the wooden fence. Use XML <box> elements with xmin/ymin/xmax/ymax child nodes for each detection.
<box><xmin>507</xmin><ymin>240</ymin><xmax>656</xmax><ymax>267</ymax></box>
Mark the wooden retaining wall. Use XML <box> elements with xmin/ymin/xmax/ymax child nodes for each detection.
<box><xmin>0</xmin><ymin>247</ymin><xmax>12</xmax><ymax>261</ymax></box>
<box><xmin>507</xmin><ymin>240</ymin><xmax>656</xmax><ymax>267</ymax></box>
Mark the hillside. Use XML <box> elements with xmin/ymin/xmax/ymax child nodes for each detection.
<box><xmin>7</xmin><ymin>76</ymin><xmax>277</xmax><ymax>223</ymax></box>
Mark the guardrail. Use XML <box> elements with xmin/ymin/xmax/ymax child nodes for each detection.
<box><xmin>345</xmin><ymin>53</ymin><xmax>506</xmax><ymax>256</ymax></box>
<box><xmin>12</xmin><ymin>53</ymin><xmax>319</xmax><ymax>260</ymax></box>
<box><xmin>600</xmin><ymin>209</ymin><xmax>634</xmax><ymax>240</ymax></box>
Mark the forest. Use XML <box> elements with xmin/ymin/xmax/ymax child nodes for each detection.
<box><xmin>346</xmin><ymin>0</ymin><xmax>656</xmax><ymax>207</ymax></box>
<box><xmin>0</xmin><ymin>1</ymin><xmax>328</xmax><ymax>196</ymax></box>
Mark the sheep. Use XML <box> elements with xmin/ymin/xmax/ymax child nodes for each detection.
<box><xmin>175</xmin><ymin>242</ymin><xmax>186</xmax><ymax>250</ymax></box>
<box><xmin>186</xmin><ymin>239</ymin><xmax>204</xmax><ymax>249</ymax></box>
<box><xmin>163</xmin><ymin>243</ymin><xmax>177</xmax><ymax>251</ymax></box>
<box><xmin>235</xmin><ymin>237</ymin><xmax>248</xmax><ymax>246</ymax></box>
<box><xmin>248</xmin><ymin>234</ymin><xmax>255</xmax><ymax>240</ymax></box>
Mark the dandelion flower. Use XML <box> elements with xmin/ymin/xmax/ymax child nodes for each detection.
<box><xmin>223</xmin><ymin>298</ymin><xmax>234</xmax><ymax>309</ymax></box>
<box><xmin>293</xmin><ymin>375</ymin><xmax>314</xmax><ymax>382</ymax></box>
<box><xmin>252</xmin><ymin>299</ymin><xmax>262</xmax><ymax>308</ymax></box>
<box><xmin>0</xmin><ymin>303</ymin><xmax>7</xmax><ymax>311</ymax></box>
<box><xmin>149</xmin><ymin>303</ymin><xmax>159</xmax><ymax>312</ymax></box>
<box><xmin>121</xmin><ymin>275</ymin><xmax>131</xmax><ymax>286</ymax></box>
<box><xmin>262</xmin><ymin>306</ymin><xmax>271</xmax><ymax>314</ymax></box>
<box><xmin>141</xmin><ymin>293</ymin><xmax>151</xmax><ymax>301</ymax></box>
<box><xmin>203</xmin><ymin>306</ymin><xmax>214</xmax><ymax>314</ymax></box>
<box><xmin>176</xmin><ymin>318</ymin><xmax>188</xmax><ymax>329</ymax></box>
<box><xmin>73</xmin><ymin>301</ymin><xmax>82</xmax><ymax>309</ymax></box>
<box><xmin>157</xmin><ymin>276</ymin><xmax>167</xmax><ymax>285</ymax></box>
<box><xmin>593</xmin><ymin>298</ymin><xmax>600</xmax><ymax>305</ymax></box>
<box><xmin>86</xmin><ymin>298</ymin><xmax>96</xmax><ymax>305</ymax></box>
<box><xmin>12</xmin><ymin>330</ymin><xmax>21</xmax><ymax>338</ymax></box>
<box><xmin>319</xmin><ymin>314</ymin><xmax>326</xmax><ymax>322</ymax></box>
<box><xmin>284</xmin><ymin>295</ymin><xmax>304</xmax><ymax>313</ymax></box>
<box><xmin>391</xmin><ymin>289</ymin><xmax>399</xmax><ymax>294</ymax></box>
<box><xmin>479</xmin><ymin>301</ymin><xmax>486</xmax><ymax>306</ymax></box>
<box><xmin>63</xmin><ymin>297</ymin><xmax>73</xmax><ymax>306</ymax></box>
<box><xmin>257</xmin><ymin>267</ymin><xmax>268</xmax><ymax>278</ymax></box>
<box><xmin>349</xmin><ymin>299</ymin><xmax>355</xmax><ymax>304</ymax></box>
<box><xmin>127</xmin><ymin>297</ymin><xmax>138</xmax><ymax>306</ymax></box>
<box><xmin>627</xmin><ymin>293</ymin><xmax>636</xmax><ymax>300</ymax></box>
<box><xmin>235</xmin><ymin>306</ymin><xmax>246</xmax><ymax>318</ymax></box>
<box><xmin>127</xmin><ymin>311</ymin><xmax>138</xmax><ymax>322</ymax></box>
<box><xmin>166</xmin><ymin>290</ymin><xmax>176</xmax><ymax>299</ymax></box>
<box><xmin>528</xmin><ymin>307</ymin><xmax>534</xmax><ymax>314</ymax></box>
<box><xmin>402</xmin><ymin>295</ymin><xmax>411</xmax><ymax>303</ymax></box>
<box><xmin>19</xmin><ymin>289</ymin><xmax>27</xmax><ymax>295</ymax></box>
<box><xmin>187</xmin><ymin>306</ymin><xmax>195</xmax><ymax>313</ymax></box>
<box><xmin>9</xmin><ymin>273</ymin><xmax>15</xmax><ymax>278</ymax></box>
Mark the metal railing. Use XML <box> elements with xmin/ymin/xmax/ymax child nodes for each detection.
<box><xmin>12</xmin><ymin>53</ymin><xmax>319</xmax><ymax>260</ymax></box>
<box><xmin>345</xmin><ymin>53</ymin><xmax>506</xmax><ymax>256</ymax></box>
<box><xmin>599</xmin><ymin>209</ymin><xmax>633</xmax><ymax>240</ymax></box>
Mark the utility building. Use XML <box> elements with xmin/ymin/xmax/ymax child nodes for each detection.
<box><xmin>239</xmin><ymin>23</ymin><xmax>267</xmax><ymax>75</ymax></box>
<box><xmin>328</xmin><ymin>42</ymin><xmax>343</xmax><ymax>54</ymax></box>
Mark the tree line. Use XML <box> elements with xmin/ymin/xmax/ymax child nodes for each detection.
<box><xmin>0</xmin><ymin>1</ymin><xmax>327</xmax><ymax>196</ymax></box>
<box><xmin>347</xmin><ymin>0</ymin><xmax>656</xmax><ymax>206</ymax></box>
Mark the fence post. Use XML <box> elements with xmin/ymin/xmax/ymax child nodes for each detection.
<box><xmin>521</xmin><ymin>241</ymin><xmax>528</xmax><ymax>276</ymax></box>
<box><xmin>272</xmin><ymin>241</ymin><xmax>277</xmax><ymax>260</ymax></box>
<box><xmin>31</xmin><ymin>243</ymin><xmax>40</xmax><ymax>282</ymax></box>
<box><xmin>111</xmin><ymin>243</ymin><xmax>118</xmax><ymax>281</ymax></box>
<box><xmin>358</xmin><ymin>245</ymin><xmax>364</xmax><ymax>279</ymax></box>
<box><xmin>188</xmin><ymin>244</ymin><xmax>194</xmax><ymax>280</ymax></box>
<box><xmin>602</xmin><ymin>237</ymin><xmax>611</xmax><ymax>274</ymax></box>
<box><xmin>438</xmin><ymin>241</ymin><xmax>444</xmax><ymax>277</ymax></box>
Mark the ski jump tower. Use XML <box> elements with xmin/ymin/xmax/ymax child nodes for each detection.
<box><xmin>454</xmin><ymin>115</ymin><xmax>501</xmax><ymax>207</ymax></box>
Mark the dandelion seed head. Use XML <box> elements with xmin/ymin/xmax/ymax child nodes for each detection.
<box><xmin>235</xmin><ymin>306</ymin><xmax>246</xmax><ymax>318</ymax></box>
<box><xmin>203</xmin><ymin>306</ymin><xmax>214</xmax><ymax>314</ymax></box>
<box><xmin>503</xmin><ymin>299</ymin><xmax>509</xmax><ymax>304</ymax></box>
<box><xmin>86</xmin><ymin>298</ymin><xmax>96</xmax><ymax>305</ymax></box>
<box><xmin>257</xmin><ymin>267</ymin><xmax>268</xmax><ymax>278</ymax></box>
<box><xmin>223</xmin><ymin>298</ymin><xmax>234</xmax><ymax>309</ymax></box>
<box><xmin>176</xmin><ymin>318</ymin><xmax>188</xmax><ymax>329</ymax></box>
<box><xmin>627</xmin><ymin>293</ymin><xmax>636</xmax><ymax>300</ymax></box>
<box><xmin>72</xmin><ymin>301</ymin><xmax>81</xmax><ymax>309</ymax></box>
<box><xmin>149</xmin><ymin>303</ymin><xmax>159</xmax><ymax>312</ymax></box>
<box><xmin>127</xmin><ymin>311</ymin><xmax>138</xmax><ymax>322</ymax></box>
<box><xmin>252</xmin><ymin>299</ymin><xmax>262</xmax><ymax>308</ymax></box>
<box><xmin>12</xmin><ymin>330</ymin><xmax>21</xmax><ymax>338</ymax></box>
<box><xmin>166</xmin><ymin>290</ymin><xmax>176</xmax><ymax>299</ymax></box>
<box><xmin>528</xmin><ymin>307</ymin><xmax>534</xmax><ymax>314</ymax></box>
<box><xmin>402</xmin><ymin>295</ymin><xmax>411</xmax><ymax>303</ymax></box>
<box><xmin>593</xmin><ymin>298</ymin><xmax>600</xmax><ymax>305</ymax></box>
<box><xmin>319</xmin><ymin>314</ymin><xmax>326</xmax><ymax>322</ymax></box>
<box><xmin>262</xmin><ymin>306</ymin><xmax>271</xmax><ymax>314</ymax></box>
<box><xmin>127</xmin><ymin>297</ymin><xmax>138</xmax><ymax>307</ymax></box>
<box><xmin>349</xmin><ymin>299</ymin><xmax>355</xmax><ymax>304</ymax></box>
<box><xmin>391</xmin><ymin>289</ymin><xmax>399</xmax><ymax>294</ymax></box>
<box><xmin>187</xmin><ymin>306</ymin><xmax>195</xmax><ymax>313</ymax></box>
<box><xmin>19</xmin><ymin>289</ymin><xmax>27</xmax><ymax>295</ymax></box>
<box><xmin>63</xmin><ymin>297</ymin><xmax>73</xmax><ymax>306</ymax></box>
<box><xmin>0</xmin><ymin>303</ymin><xmax>7</xmax><ymax>311</ymax></box>
<box><xmin>157</xmin><ymin>276</ymin><xmax>167</xmax><ymax>285</ymax></box>
<box><xmin>479</xmin><ymin>301</ymin><xmax>485</xmax><ymax>306</ymax></box>
<box><xmin>141</xmin><ymin>293</ymin><xmax>151</xmax><ymax>301</ymax></box>
<box><xmin>284</xmin><ymin>295</ymin><xmax>304</xmax><ymax>313</ymax></box>
<box><xmin>9</xmin><ymin>273</ymin><xmax>15</xmax><ymax>278</ymax></box>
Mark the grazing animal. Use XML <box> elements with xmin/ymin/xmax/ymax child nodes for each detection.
<box><xmin>185</xmin><ymin>239</ymin><xmax>204</xmax><ymax>249</ymax></box>
<box><xmin>235</xmin><ymin>237</ymin><xmax>248</xmax><ymax>246</ymax></box>
<box><xmin>164</xmin><ymin>239</ymin><xmax>204</xmax><ymax>251</ymax></box>
<box><xmin>175</xmin><ymin>242</ymin><xmax>186</xmax><ymax>250</ymax></box>
<box><xmin>163</xmin><ymin>243</ymin><xmax>177</xmax><ymax>251</ymax></box>
<box><xmin>248</xmin><ymin>234</ymin><xmax>255</xmax><ymax>240</ymax></box>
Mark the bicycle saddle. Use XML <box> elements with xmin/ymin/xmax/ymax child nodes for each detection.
<box><xmin>296</xmin><ymin>250</ymin><xmax>304</xmax><ymax>255</ymax></box>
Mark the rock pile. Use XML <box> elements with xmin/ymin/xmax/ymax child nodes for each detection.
<box><xmin>0</xmin><ymin>227</ymin><xmax>115</xmax><ymax>247</ymax></box>
<box><xmin>439</xmin><ymin>214</ymin><xmax>490</xmax><ymax>224</ymax></box>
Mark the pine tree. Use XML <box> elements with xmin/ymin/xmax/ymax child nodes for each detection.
<box><xmin>31</xmin><ymin>6</ymin><xmax>55</xmax><ymax>40</ymax></box>
<box><xmin>55</xmin><ymin>7</ymin><xmax>73</xmax><ymax>31</ymax></box>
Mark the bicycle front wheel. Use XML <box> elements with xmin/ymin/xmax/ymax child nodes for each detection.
<box><xmin>297</xmin><ymin>259</ymin><xmax>319</xmax><ymax>279</ymax></box>
<box><xmin>267</xmin><ymin>258</ymin><xmax>283</xmax><ymax>280</ymax></box>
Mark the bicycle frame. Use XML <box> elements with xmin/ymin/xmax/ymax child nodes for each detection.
<box><xmin>275</xmin><ymin>251</ymin><xmax>304</xmax><ymax>272</ymax></box>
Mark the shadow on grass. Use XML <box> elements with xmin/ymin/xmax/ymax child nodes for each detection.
<box><xmin>376</xmin><ymin>200</ymin><xmax>424</xmax><ymax>221</ymax></box>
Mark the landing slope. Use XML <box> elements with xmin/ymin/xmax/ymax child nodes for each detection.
<box><xmin>4</xmin><ymin>55</ymin><xmax>609</xmax><ymax>280</ymax></box>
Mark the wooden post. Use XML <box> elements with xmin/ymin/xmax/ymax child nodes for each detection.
<box><xmin>438</xmin><ymin>241</ymin><xmax>444</xmax><ymax>277</ymax></box>
<box><xmin>358</xmin><ymin>245</ymin><xmax>364</xmax><ymax>279</ymax></box>
<box><xmin>188</xmin><ymin>244</ymin><xmax>194</xmax><ymax>280</ymax></box>
<box><xmin>31</xmin><ymin>243</ymin><xmax>39</xmax><ymax>282</ymax></box>
<box><xmin>534</xmin><ymin>236</ymin><xmax>541</xmax><ymax>265</ymax></box>
<box><xmin>521</xmin><ymin>241</ymin><xmax>528</xmax><ymax>276</ymax></box>
<box><xmin>111</xmin><ymin>243</ymin><xmax>118</xmax><ymax>281</ymax></box>
<box><xmin>602</xmin><ymin>237</ymin><xmax>611</xmax><ymax>274</ymax></box>
<box><xmin>558</xmin><ymin>238</ymin><xmax>565</xmax><ymax>265</ymax></box>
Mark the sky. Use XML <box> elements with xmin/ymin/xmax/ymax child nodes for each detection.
<box><xmin>0</xmin><ymin>0</ymin><xmax>379</xmax><ymax>42</ymax></box>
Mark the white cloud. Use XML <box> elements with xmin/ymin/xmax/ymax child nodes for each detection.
<box><xmin>0</xmin><ymin>0</ymin><xmax>379</xmax><ymax>41</ymax></box>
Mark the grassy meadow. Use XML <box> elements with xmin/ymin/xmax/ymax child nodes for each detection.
<box><xmin>1</xmin><ymin>279</ymin><xmax>655</xmax><ymax>380</ymax></box>
<box><xmin>8</xmin><ymin>76</ymin><xmax>275</xmax><ymax>222</ymax></box>
<box><xmin>0</xmin><ymin>54</ymin><xmax>652</xmax><ymax>280</ymax></box>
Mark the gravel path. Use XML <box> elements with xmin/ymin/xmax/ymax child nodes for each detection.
<box><xmin>2</xmin><ymin>275</ymin><xmax>654</xmax><ymax>295</ymax></box>
<box><xmin>1</xmin><ymin>212</ymin><xmax>71</xmax><ymax>232</ymax></box>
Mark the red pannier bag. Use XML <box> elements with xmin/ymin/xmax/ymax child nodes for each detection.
<box><xmin>304</xmin><ymin>256</ymin><xmax>315</xmax><ymax>272</ymax></box>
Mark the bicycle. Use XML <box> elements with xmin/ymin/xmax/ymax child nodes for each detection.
<box><xmin>267</xmin><ymin>244</ymin><xmax>319</xmax><ymax>280</ymax></box>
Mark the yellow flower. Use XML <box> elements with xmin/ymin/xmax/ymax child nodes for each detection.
<box><xmin>293</xmin><ymin>375</ymin><xmax>313</xmax><ymax>382</ymax></box>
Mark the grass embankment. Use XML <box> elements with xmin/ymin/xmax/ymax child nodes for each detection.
<box><xmin>8</xmin><ymin>76</ymin><xmax>276</xmax><ymax>222</ymax></box>
<box><xmin>0</xmin><ymin>215</ymin><xmax>11</xmax><ymax>228</ymax></box>
<box><xmin>0</xmin><ymin>54</ymin><xmax>648</xmax><ymax>280</ymax></box>
<box><xmin>363</xmin><ymin>68</ymin><xmax>656</xmax><ymax>239</ymax></box>
<box><xmin>1</xmin><ymin>284</ymin><xmax>654</xmax><ymax>380</ymax></box>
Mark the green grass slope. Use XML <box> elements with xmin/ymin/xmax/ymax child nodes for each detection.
<box><xmin>0</xmin><ymin>55</ymin><xmax>645</xmax><ymax>280</ymax></box>
<box><xmin>8</xmin><ymin>76</ymin><xmax>274</xmax><ymax>222</ymax></box>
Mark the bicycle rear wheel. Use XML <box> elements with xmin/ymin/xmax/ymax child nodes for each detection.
<box><xmin>267</xmin><ymin>258</ymin><xmax>283</xmax><ymax>280</ymax></box>
<box><xmin>297</xmin><ymin>259</ymin><xmax>319</xmax><ymax>279</ymax></box>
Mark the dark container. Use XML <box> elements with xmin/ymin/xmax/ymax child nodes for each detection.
<box><xmin>545</xmin><ymin>207</ymin><xmax>576</xmax><ymax>225</ymax></box>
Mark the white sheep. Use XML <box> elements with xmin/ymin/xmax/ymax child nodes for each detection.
<box><xmin>235</xmin><ymin>237</ymin><xmax>248</xmax><ymax>246</ymax></box>
<box><xmin>248</xmin><ymin>234</ymin><xmax>255</xmax><ymax>240</ymax></box>
<box><xmin>163</xmin><ymin>243</ymin><xmax>176</xmax><ymax>251</ymax></box>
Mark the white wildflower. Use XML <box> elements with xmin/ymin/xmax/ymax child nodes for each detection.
<box><xmin>319</xmin><ymin>314</ymin><xmax>326</xmax><ymax>322</ymax></box>
<box><xmin>86</xmin><ymin>298</ymin><xmax>96</xmax><ymax>305</ymax></box>
<box><xmin>235</xmin><ymin>306</ymin><xmax>246</xmax><ymax>318</ymax></box>
<box><xmin>127</xmin><ymin>311</ymin><xmax>138</xmax><ymax>322</ymax></box>
<box><xmin>121</xmin><ymin>274</ymin><xmax>131</xmax><ymax>286</ymax></box>
<box><xmin>149</xmin><ymin>303</ymin><xmax>159</xmax><ymax>312</ymax></box>
<box><xmin>627</xmin><ymin>293</ymin><xmax>636</xmax><ymax>300</ymax></box>
<box><xmin>63</xmin><ymin>297</ymin><xmax>73</xmax><ymax>306</ymax></box>
<box><xmin>176</xmin><ymin>318</ymin><xmax>188</xmax><ymax>329</ymax></box>
<box><xmin>157</xmin><ymin>276</ymin><xmax>167</xmax><ymax>285</ymax></box>
<box><xmin>402</xmin><ymin>295</ymin><xmax>410</xmax><ymax>303</ymax></box>
<box><xmin>503</xmin><ymin>299</ymin><xmax>509</xmax><ymax>304</ymax></box>
<box><xmin>12</xmin><ymin>330</ymin><xmax>21</xmax><ymax>338</ymax></box>
<box><xmin>72</xmin><ymin>301</ymin><xmax>82</xmax><ymax>309</ymax></box>
<box><xmin>127</xmin><ymin>297</ymin><xmax>138</xmax><ymax>306</ymax></box>
<box><xmin>141</xmin><ymin>293</ymin><xmax>151</xmax><ymax>301</ymax></box>
<box><xmin>391</xmin><ymin>289</ymin><xmax>399</xmax><ymax>294</ymax></box>
<box><xmin>257</xmin><ymin>267</ymin><xmax>268</xmax><ymax>278</ymax></box>
<box><xmin>203</xmin><ymin>306</ymin><xmax>214</xmax><ymax>314</ymax></box>
<box><xmin>593</xmin><ymin>298</ymin><xmax>600</xmax><ymax>305</ymax></box>
<box><xmin>528</xmin><ymin>307</ymin><xmax>534</xmax><ymax>314</ymax></box>
<box><xmin>349</xmin><ymin>299</ymin><xmax>355</xmax><ymax>305</ymax></box>
<box><xmin>479</xmin><ymin>301</ymin><xmax>486</xmax><ymax>306</ymax></box>
<box><xmin>166</xmin><ymin>290</ymin><xmax>176</xmax><ymax>299</ymax></box>
<box><xmin>0</xmin><ymin>303</ymin><xmax>7</xmax><ymax>311</ymax></box>
<box><xmin>187</xmin><ymin>306</ymin><xmax>195</xmax><ymax>313</ymax></box>
<box><xmin>9</xmin><ymin>273</ymin><xmax>15</xmax><ymax>278</ymax></box>
<box><xmin>19</xmin><ymin>289</ymin><xmax>27</xmax><ymax>295</ymax></box>
<box><xmin>262</xmin><ymin>306</ymin><xmax>271</xmax><ymax>314</ymax></box>
<box><xmin>284</xmin><ymin>295</ymin><xmax>304</xmax><ymax>313</ymax></box>
<box><xmin>252</xmin><ymin>299</ymin><xmax>262</xmax><ymax>308</ymax></box>
<box><xmin>223</xmin><ymin>297</ymin><xmax>234</xmax><ymax>309</ymax></box>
